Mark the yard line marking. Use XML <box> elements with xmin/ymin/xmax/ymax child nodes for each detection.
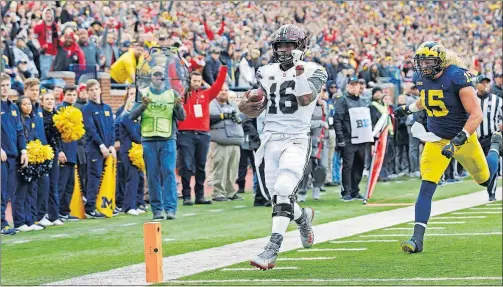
<box><xmin>208</xmin><ymin>209</ymin><xmax>224</xmax><ymax>213</ymax></box>
<box><xmin>431</xmin><ymin>216</ymin><xmax>486</xmax><ymax>219</ymax></box>
<box><xmin>118</xmin><ymin>223</ymin><xmax>138</xmax><ymax>227</ymax></box>
<box><xmin>453</xmin><ymin>211</ymin><xmax>502</xmax><ymax>214</ymax></box>
<box><xmin>233</xmin><ymin>205</ymin><xmax>246</xmax><ymax>209</ymax></box>
<box><xmin>361</xmin><ymin>232</ymin><xmax>501</xmax><ymax>237</ymax></box>
<box><xmin>330</xmin><ymin>240</ymin><xmax>398</xmax><ymax>243</ymax></box>
<box><xmin>470</xmin><ymin>207</ymin><xmax>502</xmax><ymax>210</ymax></box>
<box><xmin>168</xmin><ymin>277</ymin><xmax>503</xmax><ymax>284</ymax></box>
<box><xmin>385</xmin><ymin>227</ymin><xmax>445</xmax><ymax>230</ymax></box>
<box><xmin>408</xmin><ymin>221</ymin><xmax>465</xmax><ymax>224</ymax></box>
<box><xmin>221</xmin><ymin>267</ymin><xmax>298</xmax><ymax>271</ymax></box>
<box><xmin>11</xmin><ymin>240</ymin><xmax>32</xmax><ymax>244</ymax></box>
<box><xmin>276</xmin><ymin>257</ymin><xmax>336</xmax><ymax>261</ymax></box>
<box><xmin>163</xmin><ymin>238</ymin><xmax>176</xmax><ymax>242</ymax></box>
<box><xmin>182</xmin><ymin>213</ymin><xmax>197</xmax><ymax>217</ymax></box>
<box><xmin>297</xmin><ymin>248</ymin><xmax>366</xmax><ymax>252</ymax></box>
<box><xmin>90</xmin><ymin>228</ymin><xmax>106</xmax><ymax>232</ymax></box>
<box><xmin>50</xmin><ymin>233</ymin><xmax>70</xmax><ymax>238</ymax></box>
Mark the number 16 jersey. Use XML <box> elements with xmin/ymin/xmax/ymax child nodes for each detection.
<box><xmin>414</xmin><ymin>65</ymin><xmax>473</xmax><ymax>140</ymax></box>
<box><xmin>256</xmin><ymin>61</ymin><xmax>328</xmax><ymax>135</ymax></box>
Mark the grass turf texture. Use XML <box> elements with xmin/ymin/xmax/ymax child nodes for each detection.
<box><xmin>166</xmin><ymin>204</ymin><xmax>502</xmax><ymax>286</ymax></box>
<box><xmin>0</xmin><ymin>178</ymin><xmax>491</xmax><ymax>285</ymax></box>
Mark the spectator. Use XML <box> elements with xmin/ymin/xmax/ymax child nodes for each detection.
<box><xmin>491</xmin><ymin>73</ymin><xmax>502</xmax><ymax>98</ymax></box>
<box><xmin>203</xmin><ymin>46</ymin><xmax>222</xmax><ymax>86</ymax></box>
<box><xmin>324</xmin><ymin>82</ymin><xmax>339</xmax><ymax>186</ymax></box>
<box><xmin>130</xmin><ymin>66</ymin><xmax>186</xmax><ymax>220</ymax></box>
<box><xmin>110</xmin><ymin>40</ymin><xmax>144</xmax><ymax>84</ymax></box>
<box><xmin>82</xmin><ymin>79</ymin><xmax>115</xmax><ymax>219</ymax></box>
<box><xmin>77</xmin><ymin>28</ymin><xmax>102</xmax><ymax>71</ymax></box>
<box><xmin>12</xmin><ymin>36</ymin><xmax>38</xmax><ymax>78</ymax></box>
<box><xmin>394</xmin><ymin>95</ymin><xmax>410</xmax><ymax>177</ymax></box>
<box><xmin>177</xmin><ymin>66</ymin><xmax>228</xmax><ymax>206</ymax></box>
<box><xmin>1</xmin><ymin>73</ymin><xmax>27</xmax><ymax>235</ymax></box>
<box><xmin>101</xmin><ymin>21</ymin><xmax>121</xmax><ymax>71</ymax></box>
<box><xmin>53</xmin><ymin>27</ymin><xmax>86</xmax><ymax>72</ymax></box>
<box><xmin>33</xmin><ymin>7</ymin><xmax>59</xmax><ymax>79</ymax></box>
<box><xmin>238</xmin><ymin>50</ymin><xmax>258</xmax><ymax>87</ymax></box>
<box><xmin>209</xmin><ymin>84</ymin><xmax>244</xmax><ymax>201</ymax></box>
<box><xmin>56</xmin><ymin>85</ymin><xmax>80</xmax><ymax>222</ymax></box>
<box><xmin>405</xmin><ymin>85</ymin><xmax>421</xmax><ymax>178</ymax></box>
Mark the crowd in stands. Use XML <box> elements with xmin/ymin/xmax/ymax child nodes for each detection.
<box><xmin>1</xmin><ymin>1</ymin><xmax>502</xmax><ymax>233</ymax></box>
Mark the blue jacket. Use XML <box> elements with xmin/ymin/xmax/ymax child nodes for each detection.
<box><xmin>118</xmin><ymin>112</ymin><xmax>141</xmax><ymax>155</ymax></box>
<box><xmin>1</xmin><ymin>100</ymin><xmax>26</xmax><ymax>157</ymax></box>
<box><xmin>115</xmin><ymin>104</ymin><xmax>125</xmax><ymax>144</ymax></box>
<box><xmin>21</xmin><ymin>115</ymin><xmax>37</xmax><ymax>142</ymax></box>
<box><xmin>82</xmin><ymin>100</ymin><xmax>115</xmax><ymax>154</ymax></box>
<box><xmin>32</xmin><ymin>102</ymin><xmax>48</xmax><ymax>145</ymax></box>
<box><xmin>56</xmin><ymin>102</ymin><xmax>78</xmax><ymax>164</ymax></box>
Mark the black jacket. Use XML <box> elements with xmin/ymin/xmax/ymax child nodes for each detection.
<box><xmin>491</xmin><ymin>84</ymin><xmax>502</xmax><ymax>98</ymax></box>
<box><xmin>334</xmin><ymin>92</ymin><xmax>368</xmax><ymax>144</ymax></box>
<box><xmin>203</xmin><ymin>57</ymin><xmax>221</xmax><ymax>85</ymax></box>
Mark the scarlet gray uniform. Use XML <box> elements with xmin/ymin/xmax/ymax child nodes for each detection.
<box><xmin>254</xmin><ymin>61</ymin><xmax>328</xmax><ymax>202</ymax></box>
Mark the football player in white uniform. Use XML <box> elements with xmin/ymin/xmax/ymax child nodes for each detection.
<box><xmin>239</xmin><ymin>24</ymin><xmax>328</xmax><ymax>270</ymax></box>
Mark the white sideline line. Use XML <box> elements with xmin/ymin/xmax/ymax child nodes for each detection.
<box><xmin>90</xmin><ymin>228</ymin><xmax>106</xmax><ymax>232</ymax></box>
<box><xmin>385</xmin><ymin>227</ymin><xmax>445</xmax><ymax>230</ymax></box>
<box><xmin>330</xmin><ymin>240</ymin><xmax>398</xmax><ymax>243</ymax></box>
<box><xmin>208</xmin><ymin>209</ymin><xmax>224</xmax><ymax>213</ymax></box>
<box><xmin>168</xmin><ymin>277</ymin><xmax>503</xmax><ymax>284</ymax></box>
<box><xmin>47</xmin><ymin>190</ymin><xmax>501</xmax><ymax>286</ymax></box>
<box><xmin>470</xmin><ymin>207</ymin><xmax>502</xmax><ymax>210</ymax></box>
<box><xmin>11</xmin><ymin>240</ymin><xmax>32</xmax><ymax>244</ymax></box>
<box><xmin>50</xmin><ymin>233</ymin><xmax>70</xmax><ymax>238</ymax></box>
<box><xmin>221</xmin><ymin>267</ymin><xmax>298</xmax><ymax>271</ymax></box>
<box><xmin>360</xmin><ymin>232</ymin><xmax>502</xmax><ymax>237</ymax></box>
<box><xmin>297</xmin><ymin>248</ymin><xmax>366</xmax><ymax>252</ymax></box>
<box><xmin>432</xmin><ymin>216</ymin><xmax>486</xmax><ymax>219</ymax></box>
<box><xmin>276</xmin><ymin>257</ymin><xmax>336</xmax><ymax>261</ymax></box>
<box><xmin>182</xmin><ymin>213</ymin><xmax>197</xmax><ymax>217</ymax></box>
<box><xmin>486</xmin><ymin>203</ymin><xmax>502</xmax><ymax>206</ymax></box>
<box><xmin>453</xmin><ymin>211</ymin><xmax>502</xmax><ymax>214</ymax></box>
<box><xmin>408</xmin><ymin>221</ymin><xmax>465</xmax><ymax>224</ymax></box>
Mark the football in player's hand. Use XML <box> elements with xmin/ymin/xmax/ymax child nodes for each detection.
<box><xmin>246</xmin><ymin>89</ymin><xmax>266</xmax><ymax>103</ymax></box>
<box><xmin>295</xmin><ymin>65</ymin><xmax>304</xmax><ymax>76</ymax></box>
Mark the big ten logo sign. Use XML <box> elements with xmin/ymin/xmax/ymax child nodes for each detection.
<box><xmin>101</xmin><ymin>196</ymin><xmax>113</xmax><ymax>209</ymax></box>
<box><xmin>356</xmin><ymin>119</ymin><xmax>370</xmax><ymax>128</ymax></box>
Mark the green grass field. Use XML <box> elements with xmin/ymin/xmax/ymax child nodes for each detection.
<box><xmin>0</xmin><ymin>178</ymin><xmax>495</xmax><ymax>286</ymax></box>
<box><xmin>167</xmin><ymin>202</ymin><xmax>503</xmax><ymax>286</ymax></box>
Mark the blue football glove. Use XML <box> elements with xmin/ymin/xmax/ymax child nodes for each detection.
<box><xmin>393</xmin><ymin>105</ymin><xmax>412</xmax><ymax>118</ymax></box>
<box><xmin>441</xmin><ymin>131</ymin><xmax>469</xmax><ymax>159</ymax></box>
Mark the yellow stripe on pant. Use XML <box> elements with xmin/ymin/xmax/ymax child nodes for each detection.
<box><xmin>420</xmin><ymin>133</ymin><xmax>490</xmax><ymax>184</ymax></box>
<box><xmin>96</xmin><ymin>156</ymin><xmax>117</xmax><ymax>218</ymax></box>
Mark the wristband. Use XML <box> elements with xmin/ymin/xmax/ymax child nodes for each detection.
<box><xmin>294</xmin><ymin>73</ymin><xmax>312</xmax><ymax>96</ymax></box>
<box><xmin>99</xmin><ymin>144</ymin><xmax>106</xmax><ymax>150</ymax></box>
<box><xmin>220</xmin><ymin>113</ymin><xmax>224</xmax><ymax>120</ymax></box>
<box><xmin>408</xmin><ymin>102</ymin><xmax>420</xmax><ymax>113</ymax></box>
<box><xmin>462</xmin><ymin>128</ymin><xmax>470</xmax><ymax>138</ymax></box>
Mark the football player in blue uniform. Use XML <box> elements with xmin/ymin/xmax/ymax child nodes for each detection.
<box><xmin>394</xmin><ymin>41</ymin><xmax>502</xmax><ymax>253</ymax></box>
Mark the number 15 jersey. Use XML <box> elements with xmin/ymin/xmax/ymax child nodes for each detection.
<box><xmin>413</xmin><ymin>65</ymin><xmax>473</xmax><ymax>140</ymax></box>
<box><xmin>256</xmin><ymin>61</ymin><xmax>328</xmax><ymax>135</ymax></box>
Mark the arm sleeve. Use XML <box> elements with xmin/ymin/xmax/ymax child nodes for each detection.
<box><xmin>217</xmin><ymin>20</ymin><xmax>225</xmax><ymax>36</ymax></box>
<box><xmin>129</xmin><ymin>102</ymin><xmax>148</xmax><ymax>120</ymax></box>
<box><xmin>307</xmin><ymin>67</ymin><xmax>328</xmax><ymax>96</ymax></box>
<box><xmin>203</xmin><ymin>19</ymin><xmax>214</xmax><ymax>41</ymax></box>
<box><xmin>210</xmin><ymin>114</ymin><xmax>223</xmax><ymax>125</ymax></box>
<box><xmin>203</xmin><ymin>63</ymin><xmax>216</xmax><ymax>85</ymax></box>
<box><xmin>125</xmin><ymin>56</ymin><xmax>136</xmax><ymax>84</ymax></box>
<box><xmin>83</xmin><ymin>107</ymin><xmax>104</xmax><ymax>147</ymax></box>
<box><xmin>206</xmin><ymin>66</ymin><xmax>229</xmax><ymax>101</ymax></box>
<box><xmin>15</xmin><ymin>107</ymin><xmax>27</xmax><ymax>151</ymax></box>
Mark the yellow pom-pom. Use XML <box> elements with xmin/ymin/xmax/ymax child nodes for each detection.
<box><xmin>27</xmin><ymin>140</ymin><xmax>55</xmax><ymax>164</ymax></box>
<box><xmin>53</xmin><ymin>106</ymin><xmax>85</xmax><ymax>142</ymax></box>
<box><xmin>128</xmin><ymin>143</ymin><xmax>145</xmax><ymax>172</ymax></box>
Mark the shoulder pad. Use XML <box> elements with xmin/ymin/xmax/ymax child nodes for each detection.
<box><xmin>449</xmin><ymin>65</ymin><xmax>473</xmax><ymax>88</ymax></box>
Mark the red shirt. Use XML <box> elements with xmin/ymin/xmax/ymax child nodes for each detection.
<box><xmin>34</xmin><ymin>22</ymin><xmax>58</xmax><ymax>56</ymax></box>
<box><xmin>178</xmin><ymin>66</ymin><xmax>228</xmax><ymax>132</ymax></box>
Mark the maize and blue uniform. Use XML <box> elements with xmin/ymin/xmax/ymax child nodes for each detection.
<box><xmin>1</xmin><ymin>100</ymin><xmax>26</xmax><ymax>228</ymax></box>
<box><xmin>56</xmin><ymin>102</ymin><xmax>79</xmax><ymax>217</ymax></box>
<box><xmin>114</xmin><ymin>105</ymin><xmax>126</xmax><ymax>211</ymax></box>
<box><xmin>82</xmin><ymin>100</ymin><xmax>115</xmax><ymax>214</ymax></box>
<box><xmin>415</xmin><ymin>65</ymin><xmax>491</xmax><ymax>185</ymax></box>
<box><xmin>12</xmin><ymin>115</ymin><xmax>38</xmax><ymax>228</ymax></box>
<box><xmin>412</xmin><ymin>65</ymin><xmax>500</xmax><ymax>229</ymax></box>
<box><xmin>118</xmin><ymin>113</ymin><xmax>145</xmax><ymax>212</ymax></box>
